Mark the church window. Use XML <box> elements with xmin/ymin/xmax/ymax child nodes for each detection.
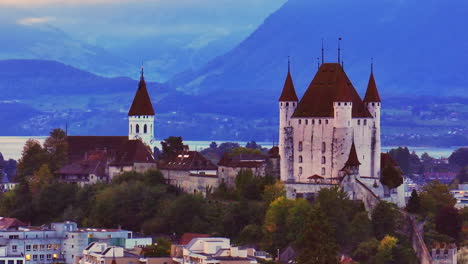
<box><xmin>321</xmin><ymin>156</ymin><xmax>326</xmax><ymax>164</ymax></box>
<box><xmin>136</xmin><ymin>124</ymin><xmax>140</xmax><ymax>134</ymax></box>
<box><xmin>321</xmin><ymin>142</ymin><xmax>326</xmax><ymax>153</ymax></box>
<box><xmin>144</xmin><ymin>124</ymin><xmax>147</xmax><ymax>134</ymax></box>
<box><xmin>321</xmin><ymin>168</ymin><xmax>326</xmax><ymax>176</ymax></box>
<box><xmin>299</xmin><ymin>119</ymin><xmax>302</xmax><ymax>124</ymax></box>
<box><xmin>358</xmin><ymin>120</ymin><xmax>360</xmax><ymax>125</ymax></box>
<box><xmin>298</xmin><ymin>142</ymin><xmax>303</xmax><ymax>151</ymax></box>
<box><xmin>299</xmin><ymin>167</ymin><xmax>303</xmax><ymax>174</ymax></box>
<box><xmin>364</xmin><ymin>120</ymin><xmax>367</xmax><ymax>125</ymax></box>
<box><xmin>299</xmin><ymin>155</ymin><xmax>303</xmax><ymax>163</ymax></box>
<box><xmin>130</xmin><ymin>125</ymin><xmax>132</xmax><ymax>133</ymax></box>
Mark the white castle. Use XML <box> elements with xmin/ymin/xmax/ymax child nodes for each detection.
<box><xmin>278</xmin><ymin>61</ymin><xmax>403</xmax><ymax>206</ymax></box>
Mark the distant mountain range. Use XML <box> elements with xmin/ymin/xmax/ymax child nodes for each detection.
<box><xmin>169</xmin><ymin>0</ymin><xmax>468</xmax><ymax>103</ymax></box>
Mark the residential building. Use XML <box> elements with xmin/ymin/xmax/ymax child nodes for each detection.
<box><xmin>0</xmin><ymin>245</ymin><xmax>25</xmax><ymax>264</ymax></box>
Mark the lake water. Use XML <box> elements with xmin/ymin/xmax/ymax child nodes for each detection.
<box><xmin>0</xmin><ymin>136</ymin><xmax>461</xmax><ymax>161</ymax></box>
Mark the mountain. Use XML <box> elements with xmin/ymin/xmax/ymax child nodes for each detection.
<box><xmin>0</xmin><ymin>22</ymin><xmax>133</xmax><ymax>78</ymax></box>
<box><xmin>168</xmin><ymin>0</ymin><xmax>468</xmax><ymax>106</ymax></box>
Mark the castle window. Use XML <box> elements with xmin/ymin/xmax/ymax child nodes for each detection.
<box><xmin>299</xmin><ymin>155</ymin><xmax>303</xmax><ymax>163</ymax></box>
<box><xmin>144</xmin><ymin>124</ymin><xmax>148</xmax><ymax>134</ymax></box>
<box><xmin>364</xmin><ymin>120</ymin><xmax>367</xmax><ymax>125</ymax></box>
<box><xmin>319</xmin><ymin>120</ymin><xmax>322</xmax><ymax>124</ymax></box>
<box><xmin>344</xmin><ymin>102</ymin><xmax>347</xmax><ymax>106</ymax></box>
<box><xmin>299</xmin><ymin>119</ymin><xmax>302</xmax><ymax>124</ymax></box>
<box><xmin>372</xmin><ymin>102</ymin><xmax>375</xmax><ymax>106</ymax></box>
<box><xmin>312</xmin><ymin>120</ymin><xmax>315</xmax><ymax>125</ymax></box>
<box><xmin>321</xmin><ymin>168</ymin><xmax>326</xmax><ymax>176</ymax></box>
<box><xmin>293</xmin><ymin>103</ymin><xmax>296</xmax><ymax>107</ymax></box>
<box><xmin>321</xmin><ymin>156</ymin><xmax>326</xmax><ymax>164</ymax></box>
<box><xmin>305</xmin><ymin>120</ymin><xmax>308</xmax><ymax>125</ymax></box>
<box><xmin>338</xmin><ymin>102</ymin><xmax>341</xmax><ymax>106</ymax></box>
<box><xmin>299</xmin><ymin>167</ymin><xmax>303</xmax><ymax>174</ymax></box>
<box><xmin>298</xmin><ymin>142</ymin><xmax>303</xmax><ymax>151</ymax></box>
<box><xmin>326</xmin><ymin>120</ymin><xmax>329</xmax><ymax>124</ymax></box>
<box><xmin>286</xmin><ymin>102</ymin><xmax>289</xmax><ymax>106</ymax></box>
<box><xmin>321</xmin><ymin>142</ymin><xmax>326</xmax><ymax>153</ymax></box>
<box><xmin>358</xmin><ymin>120</ymin><xmax>360</xmax><ymax>125</ymax></box>
<box><xmin>136</xmin><ymin>124</ymin><xmax>140</xmax><ymax>133</ymax></box>
<box><xmin>281</xmin><ymin>103</ymin><xmax>283</xmax><ymax>106</ymax></box>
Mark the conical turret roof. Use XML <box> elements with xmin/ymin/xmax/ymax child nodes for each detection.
<box><xmin>278</xmin><ymin>68</ymin><xmax>299</xmax><ymax>102</ymax></box>
<box><xmin>345</xmin><ymin>141</ymin><xmax>361</xmax><ymax>167</ymax></box>
<box><xmin>128</xmin><ymin>68</ymin><xmax>155</xmax><ymax>116</ymax></box>
<box><xmin>363</xmin><ymin>71</ymin><xmax>381</xmax><ymax>103</ymax></box>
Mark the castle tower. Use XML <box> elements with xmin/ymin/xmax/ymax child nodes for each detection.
<box><xmin>278</xmin><ymin>62</ymin><xmax>298</xmax><ymax>182</ymax></box>
<box><xmin>363</xmin><ymin>66</ymin><xmax>382</xmax><ymax>178</ymax></box>
<box><xmin>128</xmin><ymin>67</ymin><xmax>155</xmax><ymax>147</ymax></box>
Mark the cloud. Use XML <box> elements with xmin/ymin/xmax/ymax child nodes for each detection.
<box><xmin>17</xmin><ymin>16</ymin><xmax>56</xmax><ymax>25</ymax></box>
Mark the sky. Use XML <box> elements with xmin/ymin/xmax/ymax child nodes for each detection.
<box><xmin>0</xmin><ymin>0</ymin><xmax>287</xmax><ymax>45</ymax></box>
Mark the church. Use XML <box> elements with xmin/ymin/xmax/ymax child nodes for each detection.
<box><xmin>278</xmin><ymin>60</ymin><xmax>403</xmax><ymax>207</ymax></box>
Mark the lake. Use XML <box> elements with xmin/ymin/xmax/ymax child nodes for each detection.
<box><xmin>0</xmin><ymin>136</ymin><xmax>462</xmax><ymax>161</ymax></box>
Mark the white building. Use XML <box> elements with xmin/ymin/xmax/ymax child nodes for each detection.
<box><xmin>128</xmin><ymin>67</ymin><xmax>156</xmax><ymax>148</ymax></box>
<box><xmin>172</xmin><ymin>238</ymin><xmax>258</xmax><ymax>264</ymax></box>
<box><xmin>0</xmin><ymin>245</ymin><xmax>25</xmax><ymax>264</ymax></box>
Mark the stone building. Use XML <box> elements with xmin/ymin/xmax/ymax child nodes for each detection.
<box><xmin>159</xmin><ymin>151</ymin><xmax>218</xmax><ymax>195</ymax></box>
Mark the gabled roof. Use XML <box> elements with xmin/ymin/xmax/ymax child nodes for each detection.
<box><xmin>56</xmin><ymin>159</ymin><xmax>106</xmax><ymax>176</ymax></box>
<box><xmin>128</xmin><ymin>69</ymin><xmax>155</xmax><ymax>116</ymax></box>
<box><xmin>292</xmin><ymin>63</ymin><xmax>372</xmax><ymax>118</ymax></box>
<box><xmin>67</xmin><ymin>136</ymin><xmax>128</xmax><ymax>163</ymax></box>
<box><xmin>363</xmin><ymin>71</ymin><xmax>381</xmax><ymax>103</ymax></box>
<box><xmin>278</xmin><ymin>70</ymin><xmax>298</xmax><ymax>102</ymax></box>
<box><xmin>218</xmin><ymin>153</ymin><xmax>266</xmax><ymax>168</ymax></box>
<box><xmin>109</xmin><ymin>140</ymin><xmax>155</xmax><ymax>166</ymax></box>
<box><xmin>0</xmin><ymin>217</ymin><xmax>26</xmax><ymax>230</ymax></box>
<box><xmin>159</xmin><ymin>151</ymin><xmax>217</xmax><ymax>171</ymax></box>
<box><xmin>344</xmin><ymin>142</ymin><xmax>361</xmax><ymax>167</ymax></box>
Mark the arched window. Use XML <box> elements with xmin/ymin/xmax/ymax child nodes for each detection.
<box><xmin>321</xmin><ymin>167</ymin><xmax>326</xmax><ymax>176</ymax></box>
<box><xmin>136</xmin><ymin>124</ymin><xmax>140</xmax><ymax>133</ymax></box>
<box><xmin>321</xmin><ymin>156</ymin><xmax>326</xmax><ymax>164</ymax></box>
<box><xmin>144</xmin><ymin>124</ymin><xmax>147</xmax><ymax>134</ymax></box>
<box><xmin>358</xmin><ymin>120</ymin><xmax>361</xmax><ymax>125</ymax></box>
<box><xmin>364</xmin><ymin>120</ymin><xmax>367</xmax><ymax>125</ymax></box>
<box><xmin>321</xmin><ymin>142</ymin><xmax>326</xmax><ymax>153</ymax></box>
<box><xmin>299</xmin><ymin>155</ymin><xmax>303</xmax><ymax>163</ymax></box>
<box><xmin>130</xmin><ymin>125</ymin><xmax>132</xmax><ymax>133</ymax></box>
<box><xmin>299</xmin><ymin>167</ymin><xmax>303</xmax><ymax>174</ymax></box>
<box><xmin>298</xmin><ymin>142</ymin><xmax>303</xmax><ymax>151</ymax></box>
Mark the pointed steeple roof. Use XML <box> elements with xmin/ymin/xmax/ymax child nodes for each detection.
<box><xmin>363</xmin><ymin>67</ymin><xmax>381</xmax><ymax>103</ymax></box>
<box><xmin>344</xmin><ymin>141</ymin><xmax>361</xmax><ymax>167</ymax></box>
<box><xmin>278</xmin><ymin>61</ymin><xmax>299</xmax><ymax>102</ymax></box>
<box><xmin>128</xmin><ymin>67</ymin><xmax>155</xmax><ymax>116</ymax></box>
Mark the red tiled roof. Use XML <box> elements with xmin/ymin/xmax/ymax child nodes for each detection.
<box><xmin>218</xmin><ymin>153</ymin><xmax>266</xmax><ymax>168</ymax></box>
<box><xmin>345</xmin><ymin>142</ymin><xmax>361</xmax><ymax>167</ymax></box>
<box><xmin>278</xmin><ymin>70</ymin><xmax>298</xmax><ymax>102</ymax></box>
<box><xmin>56</xmin><ymin>159</ymin><xmax>106</xmax><ymax>176</ymax></box>
<box><xmin>179</xmin><ymin>233</ymin><xmax>210</xmax><ymax>245</ymax></box>
<box><xmin>109</xmin><ymin>140</ymin><xmax>155</xmax><ymax>166</ymax></box>
<box><xmin>128</xmin><ymin>70</ymin><xmax>155</xmax><ymax>116</ymax></box>
<box><xmin>0</xmin><ymin>217</ymin><xmax>26</xmax><ymax>230</ymax></box>
<box><xmin>159</xmin><ymin>151</ymin><xmax>217</xmax><ymax>171</ymax></box>
<box><xmin>363</xmin><ymin>72</ymin><xmax>381</xmax><ymax>103</ymax></box>
<box><xmin>292</xmin><ymin>63</ymin><xmax>372</xmax><ymax>118</ymax></box>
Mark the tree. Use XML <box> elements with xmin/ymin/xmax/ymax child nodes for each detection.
<box><xmin>285</xmin><ymin>198</ymin><xmax>312</xmax><ymax>242</ymax></box>
<box><xmin>347</xmin><ymin>211</ymin><xmax>373</xmax><ymax>249</ymax></box>
<box><xmin>43</xmin><ymin>128</ymin><xmax>68</xmax><ymax>171</ymax></box>
<box><xmin>263</xmin><ymin>196</ymin><xmax>294</xmax><ymax>251</ymax></box>
<box><xmin>406</xmin><ymin>190</ymin><xmax>420</xmax><ymax>214</ymax></box>
<box><xmin>141</xmin><ymin>237</ymin><xmax>171</xmax><ymax>257</ymax></box>
<box><xmin>16</xmin><ymin>139</ymin><xmax>48</xmax><ymax>181</ymax></box>
<box><xmin>209</xmin><ymin>142</ymin><xmax>218</xmax><ymax>149</ymax></box>
<box><xmin>296</xmin><ymin>206</ymin><xmax>339</xmax><ymax>264</ymax></box>
<box><xmin>388</xmin><ymin>147</ymin><xmax>410</xmax><ymax>174</ymax></box>
<box><xmin>419</xmin><ymin>181</ymin><xmax>456</xmax><ymax>215</ymax></box>
<box><xmin>160</xmin><ymin>136</ymin><xmax>187</xmax><ymax>159</ymax></box>
<box><xmin>235</xmin><ymin>169</ymin><xmax>262</xmax><ymax>200</ymax></box>
<box><xmin>381</xmin><ymin>165</ymin><xmax>403</xmax><ymax>189</ymax></box>
<box><xmin>353</xmin><ymin>238</ymin><xmax>379</xmax><ymax>264</ymax></box>
<box><xmin>435</xmin><ymin>206</ymin><xmax>462</xmax><ymax>240</ymax></box>
<box><xmin>29</xmin><ymin>164</ymin><xmax>55</xmax><ymax>196</ymax></box>
<box><xmin>262</xmin><ymin>181</ymin><xmax>286</xmax><ymax>205</ymax></box>
<box><xmin>449</xmin><ymin>148</ymin><xmax>468</xmax><ymax>169</ymax></box>
<box><xmin>372</xmin><ymin>201</ymin><xmax>398</xmax><ymax>239</ymax></box>
<box><xmin>231</xmin><ymin>147</ymin><xmax>262</xmax><ymax>156</ymax></box>
<box><xmin>375</xmin><ymin>235</ymin><xmax>398</xmax><ymax>264</ymax></box>
<box><xmin>455</xmin><ymin>166</ymin><xmax>468</xmax><ymax>184</ymax></box>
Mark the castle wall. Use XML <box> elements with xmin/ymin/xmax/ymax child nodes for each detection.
<box><xmin>128</xmin><ymin>115</ymin><xmax>155</xmax><ymax>147</ymax></box>
<box><xmin>279</xmin><ymin>102</ymin><xmax>296</xmax><ymax>182</ymax></box>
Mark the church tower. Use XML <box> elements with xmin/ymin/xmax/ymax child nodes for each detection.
<box><xmin>363</xmin><ymin>65</ymin><xmax>382</xmax><ymax>178</ymax></box>
<box><xmin>128</xmin><ymin>67</ymin><xmax>155</xmax><ymax>147</ymax></box>
<box><xmin>278</xmin><ymin>61</ymin><xmax>298</xmax><ymax>182</ymax></box>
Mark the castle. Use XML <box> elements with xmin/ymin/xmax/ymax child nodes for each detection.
<box><xmin>278</xmin><ymin>60</ymin><xmax>400</xmax><ymax>205</ymax></box>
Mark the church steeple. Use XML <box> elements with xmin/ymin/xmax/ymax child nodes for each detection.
<box><xmin>128</xmin><ymin>67</ymin><xmax>155</xmax><ymax>116</ymax></box>
<box><xmin>278</xmin><ymin>59</ymin><xmax>299</xmax><ymax>102</ymax></box>
<box><xmin>363</xmin><ymin>64</ymin><xmax>381</xmax><ymax>103</ymax></box>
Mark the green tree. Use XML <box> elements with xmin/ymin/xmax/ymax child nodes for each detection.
<box><xmin>449</xmin><ymin>148</ymin><xmax>468</xmax><ymax>168</ymax></box>
<box><xmin>388</xmin><ymin>147</ymin><xmax>410</xmax><ymax>174</ymax></box>
<box><xmin>141</xmin><ymin>237</ymin><xmax>171</xmax><ymax>257</ymax></box>
<box><xmin>29</xmin><ymin>164</ymin><xmax>55</xmax><ymax>197</ymax></box>
<box><xmin>352</xmin><ymin>238</ymin><xmax>379</xmax><ymax>264</ymax></box>
<box><xmin>262</xmin><ymin>181</ymin><xmax>286</xmax><ymax>205</ymax></box>
<box><xmin>160</xmin><ymin>136</ymin><xmax>187</xmax><ymax>159</ymax></box>
<box><xmin>435</xmin><ymin>206</ymin><xmax>462</xmax><ymax>240</ymax></box>
<box><xmin>406</xmin><ymin>190</ymin><xmax>420</xmax><ymax>214</ymax></box>
<box><xmin>235</xmin><ymin>169</ymin><xmax>262</xmax><ymax>200</ymax></box>
<box><xmin>231</xmin><ymin>147</ymin><xmax>263</xmax><ymax>156</ymax></box>
<box><xmin>43</xmin><ymin>128</ymin><xmax>68</xmax><ymax>171</ymax></box>
<box><xmin>347</xmin><ymin>211</ymin><xmax>373</xmax><ymax>249</ymax></box>
<box><xmin>286</xmin><ymin>198</ymin><xmax>312</xmax><ymax>242</ymax></box>
<box><xmin>455</xmin><ymin>167</ymin><xmax>468</xmax><ymax>184</ymax></box>
<box><xmin>16</xmin><ymin>139</ymin><xmax>48</xmax><ymax>181</ymax></box>
<box><xmin>296</xmin><ymin>206</ymin><xmax>339</xmax><ymax>264</ymax></box>
<box><xmin>375</xmin><ymin>235</ymin><xmax>398</xmax><ymax>264</ymax></box>
<box><xmin>263</xmin><ymin>196</ymin><xmax>294</xmax><ymax>251</ymax></box>
<box><xmin>419</xmin><ymin>181</ymin><xmax>456</xmax><ymax>215</ymax></box>
<box><xmin>381</xmin><ymin>165</ymin><xmax>403</xmax><ymax>189</ymax></box>
<box><xmin>372</xmin><ymin>201</ymin><xmax>398</xmax><ymax>239</ymax></box>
